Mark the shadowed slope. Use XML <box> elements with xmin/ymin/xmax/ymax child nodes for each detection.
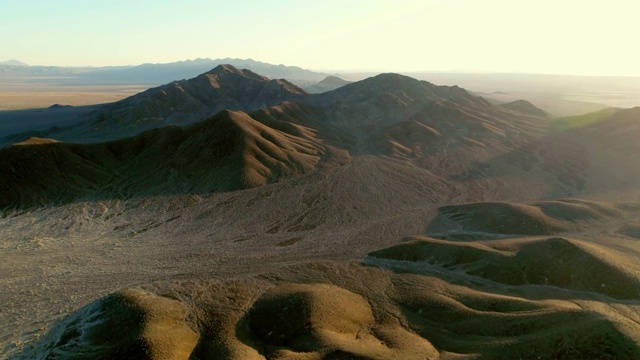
<box><xmin>0</xmin><ymin>110</ymin><xmax>323</xmax><ymax>211</ymax></box>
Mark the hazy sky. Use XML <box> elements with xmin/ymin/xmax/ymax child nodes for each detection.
<box><xmin>1</xmin><ymin>0</ymin><xmax>638</xmax><ymax>75</ymax></box>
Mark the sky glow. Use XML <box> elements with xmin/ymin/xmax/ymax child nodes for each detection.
<box><xmin>1</xmin><ymin>0</ymin><xmax>638</xmax><ymax>76</ymax></box>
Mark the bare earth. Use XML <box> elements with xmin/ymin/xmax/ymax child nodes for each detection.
<box><xmin>2</xmin><ymin>69</ymin><xmax>640</xmax><ymax>359</ymax></box>
<box><xmin>0</xmin><ymin>83</ymin><xmax>147</xmax><ymax>110</ymax></box>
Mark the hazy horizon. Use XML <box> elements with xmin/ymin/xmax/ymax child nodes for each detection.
<box><xmin>7</xmin><ymin>56</ymin><xmax>640</xmax><ymax>79</ymax></box>
<box><xmin>1</xmin><ymin>0</ymin><xmax>639</xmax><ymax>76</ymax></box>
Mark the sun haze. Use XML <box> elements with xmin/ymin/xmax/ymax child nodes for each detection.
<box><xmin>0</xmin><ymin>0</ymin><xmax>638</xmax><ymax>75</ymax></box>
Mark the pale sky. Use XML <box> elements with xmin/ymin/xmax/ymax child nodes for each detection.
<box><xmin>1</xmin><ymin>0</ymin><xmax>638</xmax><ymax>76</ymax></box>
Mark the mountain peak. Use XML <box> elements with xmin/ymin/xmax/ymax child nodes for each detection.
<box><xmin>371</xmin><ymin>72</ymin><xmax>418</xmax><ymax>82</ymax></box>
<box><xmin>205</xmin><ymin>64</ymin><xmax>269</xmax><ymax>81</ymax></box>
<box><xmin>208</xmin><ymin>63</ymin><xmax>243</xmax><ymax>74</ymax></box>
<box><xmin>61</xmin><ymin>65</ymin><xmax>308</xmax><ymax>141</ymax></box>
<box><xmin>319</xmin><ymin>72</ymin><xmax>440</xmax><ymax>102</ymax></box>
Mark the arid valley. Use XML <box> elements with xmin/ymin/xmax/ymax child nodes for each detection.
<box><xmin>2</xmin><ymin>58</ymin><xmax>640</xmax><ymax>359</ymax></box>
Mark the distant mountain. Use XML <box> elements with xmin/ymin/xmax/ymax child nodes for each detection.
<box><xmin>0</xmin><ymin>59</ymin><xmax>29</xmax><ymax>66</ymax></box>
<box><xmin>501</xmin><ymin>99</ymin><xmax>551</xmax><ymax>118</ymax></box>
<box><xmin>0</xmin><ymin>58</ymin><xmax>329</xmax><ymax>86</ymax></box>
<box><xmin>201</xmin><ymin>58</ymin><xmax>328</xmax><ymax>84</ymax></box>
<box><xmin>303</xmin><ymin>76</ymin><xmax>352</xmax><ymax>93</ymax></box>
<box><xmin>93</xmin><ymin>57</ymin><xmax>328</xmax><ymax>85</ymax></box>
<box><xmin>0</xmin><ymin>63</ymin><xmax>90</xmax><ymax>77</ymax></box>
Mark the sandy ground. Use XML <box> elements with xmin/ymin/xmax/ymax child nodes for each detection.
<box><xmin>0</xmin><ymin>83</ymin><xmax>148</xmax><ymax>110</ymax></box>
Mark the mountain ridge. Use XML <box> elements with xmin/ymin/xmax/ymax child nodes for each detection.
<box><xmin>42</xmin><ymin>64</ymin><xmax>309</xmax><ymax>143</ymax></box>
<box><xmin>0</xmin><ymin>109</ymin><xmax>323</xmax><ymax>211</ymax></box>
<box><xmin>0</xmin><ymin>66</ymin><xmax>590</xmax><ymax>214</ymax></box>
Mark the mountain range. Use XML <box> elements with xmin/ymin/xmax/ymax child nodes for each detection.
<box><xmin>1</xmin><ymin>64</ymin><xmax>556</xmax><ymax>211</ymax></box>
<box><xmin>2</xmin><ymin>64</ymin><xmax>640</xmax><ymax>359</ymax></box>
<box><xmin>0</xmin><ymin>58</ymin><xmax>330</xmax><ymax>87</ymax></box>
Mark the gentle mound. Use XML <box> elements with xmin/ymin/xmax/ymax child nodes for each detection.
<box><xmin>247</xmin><ymin>283</ymin><xmax>437</xmax><ymax>359</ymax></box>
<box><xmin>437</xmin><ymin>202</ymin><xmax>569</xmax><ymax>235</ymax></box>
<box><xmin>33</xmin><ymin>281</ymin><xmax>437</xmax><ymax>360</ymax></box>
<box><xmin>42</xmin><ymin>289</ymin><xmax>197</xmax><ymax>359</ymax></box>
<box><xmin>20</xmin><ymin>262</ymin><xmax>640</xmax><ymax>359</ymax></box>
<box><xmin>435</xmin><ymin>199</ymin><xmax>619</xmax><ymax>235</ymax></box>
<box><xmin>370</xmin><ymin>236</ymin><xmax>640</xmax><ymax>299</ymax></box>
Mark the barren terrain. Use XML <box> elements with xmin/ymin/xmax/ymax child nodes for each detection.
<box><xmin>2</xmin><ymin>66</ymin><xmax>640</xmax><ymax>359</ymax></box>
<box><xmin>0</xmin><ymin>83</ymin><xmax>147</xmax><ymax>111</ymax></box>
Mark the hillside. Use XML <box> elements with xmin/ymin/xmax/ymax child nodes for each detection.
<box><xmin>1</xmin><ymin>70</ymin><xmax>562</xmax><ymax>212</ymax></box>
<box><xmin>4</xmin><ymin>70</ymin><xmax>640</xmax><ymax>212</ymax></box>
<box><xmin>0</xmin><ymin>110</ymin><xmax>322</xmax><ymax>212</ymax></box>
<box><xmin>6</xmin><ymin>65</ymin><xmax>308</xmax><ymax>144</ymax></box>
<box><xmin>4</xmin><ymin>68</ymin><xmax>640</xmax><ymax>359</ymax></box>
